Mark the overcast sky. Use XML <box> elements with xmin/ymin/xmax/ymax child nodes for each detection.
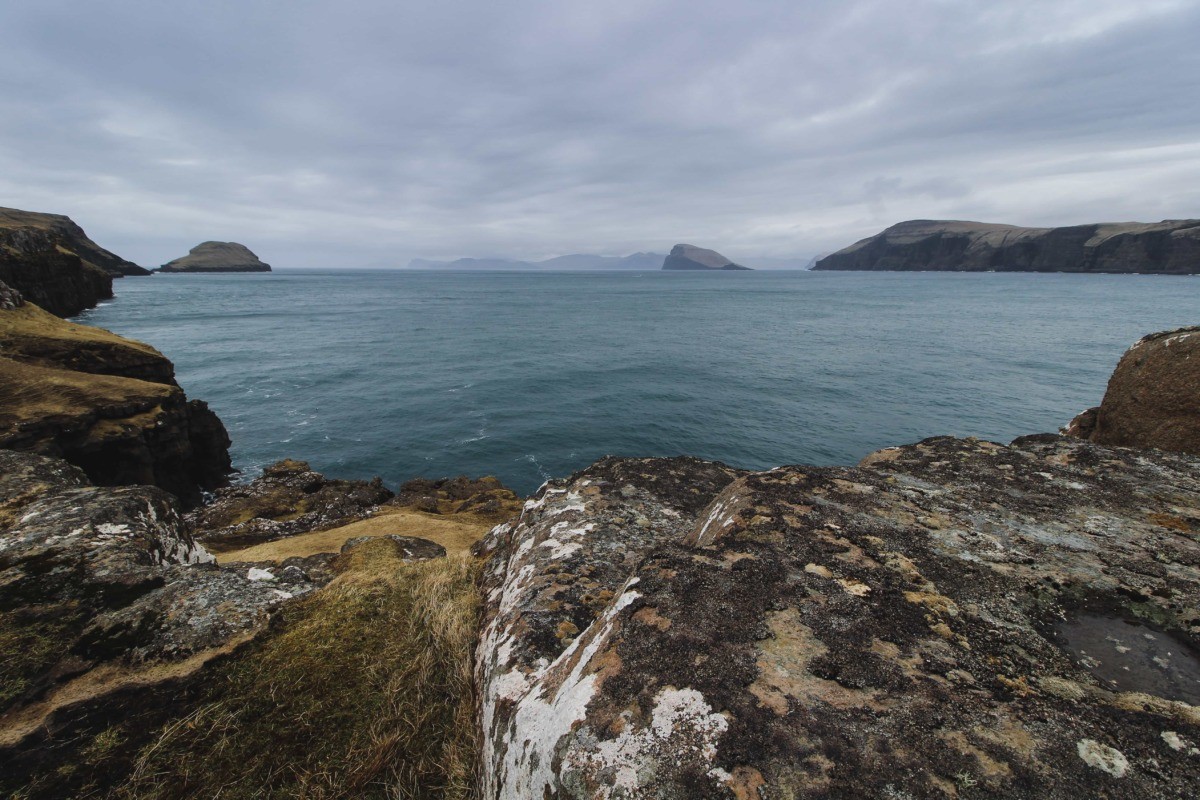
<box><xmin>1</xmin><ymin>1</ymin><xmax>1198</xmax><ymax>268</ymax></box>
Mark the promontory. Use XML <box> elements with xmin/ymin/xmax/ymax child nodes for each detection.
<box><xmin>662</xmin><ymin>243</ymin><xmax>752</xmax><ymax>270</ymax></box>
<box><xmin>814</xmin><ymin>218</ymin><xmax>1200</xmax><ymax>273</ymax></box>
<box><xmin>159</xmin><ymin>241</ymin><xmax>272</xmax><ymax>272</ymax></box>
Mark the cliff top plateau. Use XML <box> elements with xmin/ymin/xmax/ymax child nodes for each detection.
<box><xmin>662</xmin><ymin>243</ymin><xmax>753</xmax><ymax>270</ymax></box>
<box><xmin>815</xmin><ymin>218</ymin><xmax>1200</xmax><ymax>273</ymax></box>
<box><xmin>159</xmin><ymin>241</ymin><xmax>272</xmax><ymax>272</ymax></box>
<box><xmin>0</xmin><ymin>206</ymin><xmax>150</xmax><ymax>315</ymax></box>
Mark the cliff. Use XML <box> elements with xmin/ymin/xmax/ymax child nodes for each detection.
<box><xmin>0</xmin><ymin>206</ymin><xmax>152</xmax><ymax>316</ymax></box>
<box><xmin>814</xmin><ymin>218</ymin><xmax>1200</xmax><ymax>273</ymax></box>
<box><xmin>159</xmin><ymin>241</ymin><xmax>272</xmax><ymax>272</ymax></box>
<box><xmin>0</xmin><ymin>282</ymin><xmax>232</xmax><ymax>508</ymax></box>
<box><xmin>662</xmin><ymin>243</ymin><xmax>753</xmax><ymax>270</ymax></box>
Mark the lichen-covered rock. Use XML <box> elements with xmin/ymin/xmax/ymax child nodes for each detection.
<box><xmin>340</xmin><ymin>533</ymin><xmax>446</xmax><ymax>560</ymax></box>
<box><xmin>1070</xmin><ymin>326</ymin><xmax>1200</xmax><ymax>455</ymax></box>
<box><xmin>393</xmin><ymin>473</ymin><xmax>523</xmax><ymax>521</ymax></box>
<box><xmin>190</xmin><ymin>459</ymin><xmax>394</xmax><ymax>551</ymax></box>
<box><xmin>477</xmin><ymin>439</ymin><xmax>1200</xmax><ymax>798</ymax></box>
<box><xmin>0</xmin><ymin>280</ymin><xmax>21</xmax><ymax>311</ymax></box>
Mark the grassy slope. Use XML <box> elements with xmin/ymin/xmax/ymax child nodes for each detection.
<box><xmin>118</xmin><ymin>539</ymin><xmax>482</xmax><ymax>800</ymax></box>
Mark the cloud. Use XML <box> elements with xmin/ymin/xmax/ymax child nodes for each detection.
<box><xmin>1</xmin><ymin>0</ymin><xmax>1197</xmax><ymax>267</ymax></box>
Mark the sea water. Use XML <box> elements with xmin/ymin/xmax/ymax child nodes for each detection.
<box><xmin>78</xmin><ymin>270</ymin><xmax>1196</xmax><ymax>495</ymax></box>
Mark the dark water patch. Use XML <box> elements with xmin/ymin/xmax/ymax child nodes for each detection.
<box><xmin>1054</xmin><ymin>613</ymin><xmax>1200</xmax><ymax>704</ymax></box>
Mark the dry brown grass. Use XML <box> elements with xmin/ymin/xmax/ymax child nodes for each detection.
<box><xmin>0</xmin><ymin>302</ymin><xmax>161</xmax><ymax>358</ymax></box>
<box><xmin>119</xmin><ymin>540</ymin><xmax>482</xmax><ymax>800</ymax></box>
<box><xmin>0</xmin><ymin>357</ymin><xmax>174</xmax><ymax>432</ymax></box>
<box><xmin>215</xmin><ymin>508</ymin><xmax>494</xmax><ymax>562</ymax></box>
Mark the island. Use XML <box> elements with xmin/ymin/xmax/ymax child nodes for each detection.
<box><xmin>661</xmin><ymin>243</ymin><xmax>753</xmax><ymax>270</ymax></box>
<box><xmin>159</xmin><ymin>241</ymin><xmax>272</xmax><ymax>272</ymax></box>
<box><xmin>813</xmin><ymin>218</ymin><xmax>1200</xmax><ymax>273</ymax></box>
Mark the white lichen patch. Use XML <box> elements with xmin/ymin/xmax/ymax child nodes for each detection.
<box><xmin>570</xmin><ymin>687</ymin><xmax>730</xmax><ymax>797</ymax></box>
<box><xmin>1077</xmin><ymin>739</ymin><xmax>1129</xmax><ymax>777</ymax></box>
<box><xmin>95</xmin><ymin>522</ymin><xmax>130</xmax><ymax>535</ymax></box>
<box><xmin>247</xmin><ymin>568</ymin><xmax>276</xmax><ymax>581</ymax></box>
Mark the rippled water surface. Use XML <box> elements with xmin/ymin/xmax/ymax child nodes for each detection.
<box><xmin>78</xmin><ymin>270</ymin><xmax>1196</xmax><ymax>494</ymax></box>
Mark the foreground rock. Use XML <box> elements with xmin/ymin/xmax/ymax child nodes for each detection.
<box><xmin>0</xmin><ymin>206</ymin><xmax>152</xmax><ymax>316</ymax></box>
<box><xmin>477</xmin><ymin>438</ymin><xmax>1200</xmax><ymax>797</ymax></box>
<box><xmin>1067</xmin><ymin>326</ymin><xmax>1200</xmax><ymax>455</ymax></box>
<box><xmin>159</xmin><ymin>241</ymin><xmax>272</xmax><ymax>272</ymax></box>
<box><xmin>814</xmin><ymin>218</ymin><xmax>1200</xmax><ymax>273</ymax></box>
<box><xmin>662</xmin><ymin>244</ymin><xmax>752</xmax><ymax>271</ymax></box>
<box><xmin>190</xmin><ymin>459</ymin><xmax>394</xmax><ymax>551</ymax></box>
<box><xmin>0</xmin><ymin>289</ymin><xmax>232</xmax><ymax>508</ymax></box>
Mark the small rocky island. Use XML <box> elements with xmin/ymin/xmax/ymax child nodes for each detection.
<box><xmin>814</xmin><ymin>218</ymin><xmax>1200</xmax><ymax>273</ymax></box>
<box><xmin>662</xmin><ymin>243</ymin><xmax>753</xmax><ymax>270</ymax></box>
<box><xmin>159</xmin><ymin>241</ymin><xmax>272</xmax><ymax>272</ymax></box>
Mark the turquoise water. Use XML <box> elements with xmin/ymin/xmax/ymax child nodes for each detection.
<box><xmin>78</xmin><ymin>270</ymin><xmax>1196</xmax><ymax>495</ymax></box>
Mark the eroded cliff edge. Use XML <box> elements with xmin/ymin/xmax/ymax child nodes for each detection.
<box><xmin>814</xmin><ymin>219</ymin><xmax>1200</xmax><ymax>273</ymax></box>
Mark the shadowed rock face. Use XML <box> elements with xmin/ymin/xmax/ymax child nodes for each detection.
<box><xmin>159</xmin><ymin>241</ymin><xmax>271</xmax><ymax>272</ymax></box>
<box><xmin>814</xmin><ymin>218</ymin><xmax>1200</xmax><ymax>273</ymax></box>
<box><xmin>662</xmin><ymin>244</ymin><xmax>752</xmax><ymax>271</ymax></box>
<box><xmin>0</xmin><ymin>298</ymin><xmax>232</xmax><ymax>508</ymax></box>
<box><xmin>1068</xmin><ymin>327</ymin><xmax>1200</xmax><ymax>456</ymax></box>
<box><xmin>477</xmin><ymin>439</ymin><xmax>1200</xmax><ymax>798</ymax></box>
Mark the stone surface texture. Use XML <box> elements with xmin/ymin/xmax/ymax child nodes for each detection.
<box><xmin>159</xmin><ymin>241</ymin><xmax>272</xmax><ymax>272</ymax></box>
<box><xmin>1068</xmin><ymin>326</ymin><xmax>1200</xmax><ymax>456</ymax></box>
<box><xmin>661</xmin><ymin>244</ymin><xmax>752</xmax><ymax>271</ymax></box>
<box><xmin>814</xmin><ymin>218</ymin><xmax>1200</xmax><ymax>273</ymax></box>
<box><xmin>477</xmin><ymin>438</ymin><xmax>1200</xmax><ymax>798</ymax></box>
<box><xmin>189</xmin><ymin>459</ymin><xmax>394</xmax><ymax>551</ymax></box>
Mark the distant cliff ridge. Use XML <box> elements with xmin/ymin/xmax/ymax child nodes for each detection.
<box><xmin>814</xmin><ymin>219</ymin><xmax>1200</xmax><ymax>273</ymax></box>
<box><xmin>661</xmin><ymin>243</ymin><xmax>752</xmax><ymax>270</ymax></box>
<box><xmin>160</xmin><ymin>241</ymin><xmax>272</xmax><ymax>272</ymax></box>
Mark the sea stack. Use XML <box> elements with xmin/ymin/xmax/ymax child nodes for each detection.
<box><xmin>160</xmin><ymin>241</ymin><xmax>272</xmax><ymax>272</ymax></box>
<box><xmin>662</xmin><ymin>244</ymin><xmax>752</xmax><ymax>271</ymax></box>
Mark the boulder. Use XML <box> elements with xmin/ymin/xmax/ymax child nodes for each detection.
<box><xmin>159</xmin><ymin>241</ymin><xmax>271</xmax><ymax>272</ymax></box>
<box><xmin>477</xmin><ymin>440</ymin><xmax>1200</xmax><ymax>797</ymax></box>
<box><xmin>1068</xmin><ymin>327</ymin><xmax>1200</xmax><ymax>455</ymax></box>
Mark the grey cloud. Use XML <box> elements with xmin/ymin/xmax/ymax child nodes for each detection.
<box><xmin>0</xmin><ymin>0</ymin><xmax>1197</xmax><ymax>267</ymax></box>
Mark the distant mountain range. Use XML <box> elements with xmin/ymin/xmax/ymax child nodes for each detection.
<box><xmin>407</xmin><ymin>252</ymin><xmax>665</xmax><ymax>271</ymax></box>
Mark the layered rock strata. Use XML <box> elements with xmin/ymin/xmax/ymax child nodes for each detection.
<box><xmin>0</xmin><ymin>292</ymin><xmax>231</xmax><ymax>507</ymax></box>
<box><xmin>159</xmin><ymin>241</ymin><xmax>271</xmax><ymax>272</ymax></box>
<box><xmin>477</xmin><ymin>438</ymin><xmax>1200</xmax><ymax>797</ymax></box>
<box><xmin>814</xmin><ymin>218</ymin><xmax>1200</xmax><ymax>273</ymax></box>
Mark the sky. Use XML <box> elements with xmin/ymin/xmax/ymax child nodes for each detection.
<box><xmin>1</xmin><ymin>0</ymin><xmax>1198</xmax><ymax>269</ymax></box>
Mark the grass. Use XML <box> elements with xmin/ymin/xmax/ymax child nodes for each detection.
<box><xmin>119</xmin><ymin>539</ymin><xmax>482</xmax><ymax>800</ymax></box>
<box><xmin>0</xmin><ymin>604</ymin><xmax>84</xmax><ymax>713</ymax></box>
<box><xmin>214</xmin><ymin>508</ymin><xmax>494</xmax><ymax>561</ymax></box>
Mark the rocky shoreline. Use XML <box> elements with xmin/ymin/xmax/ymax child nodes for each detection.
<box><xmin>1</xmin><ymin>218</ymin><xmax>1198</xmax><ymax>798</ymax></box>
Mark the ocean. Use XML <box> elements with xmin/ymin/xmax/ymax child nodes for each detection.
<box><xmin>77</xmin><ymin>270</ymin><xmax>1196</xmax><ymax>496</ymax></box>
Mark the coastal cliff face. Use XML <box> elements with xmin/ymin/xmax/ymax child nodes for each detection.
<box><xmin>159</xmin><ymin>241</ymin><xmax>272</xmax><ymax>272</ymax></box>
<box><xmin>662</xmin><ymin>244</ymin><xmax>752</xmax><ymax>271</ymax></box>
<box><xmin>813</xmin><ymin>219</ymin><xmax>1200</xmax><ymax>273</ymax></box>
<box><xmin>0</xmin><ymin>207</ymin><xmax>150</xmax><ymax>317</ymax></box>
<box><xmin>477</xmin><ymin>437</ymin><xmax>1200</xmax><ymax>798</ymax></box>
<box><xmin>0</xmin><ymin>284</ymin><xmax>232</xmax><ymax>508</ymax></box>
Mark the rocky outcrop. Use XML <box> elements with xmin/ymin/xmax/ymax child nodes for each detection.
<box><xmin>1068</xmin><ymin>326</ymin><xmax>1200</xmax><ymax>455</ymax></box>
<box><xmin>662</xmin><ymin>244</ymin><xmax>752</xmax><ymax>271</ymax></box>
<box><xmin>814</xmin><ymin>218</ymin><xmax>1200</xmax><ymax>273</ymax></box>
<box><xmin>189</xmin><ymin>459</ymin><xmax>394</xmax><ymax>551</ymax></box>
<box><xmin>392</xmin><ymin>474</ymin><xmax>523</xmax><ymax>521</ymax></box>
<box><xmin>159</xmin><ymin>241</ymin><xmax>272</xmax><ymax>272</ymax></box>
<box><xmin>0</xmin><ymin>300</ymin><xmax>232</xmax><ymax>508</ymax></box>
<box><xmin>0</xmin><ymin>207</ymin><xmax>150</xmax><ymax>317</ymax></box>
<box><xmin>477</xmin><ymin>437</ymin><xmax>1200</xmax><ymax>797</ymax></box>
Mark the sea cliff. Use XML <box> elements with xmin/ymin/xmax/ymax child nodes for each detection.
<box><xmin>814</xmin><ymin>218</ymin><xmax>1200</xmax><ymax>273</ymax></box>
<box><xmin>1</xmin><ymin>233</ymin><xmax>1198</xmax><ymax>797</ymax></box>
